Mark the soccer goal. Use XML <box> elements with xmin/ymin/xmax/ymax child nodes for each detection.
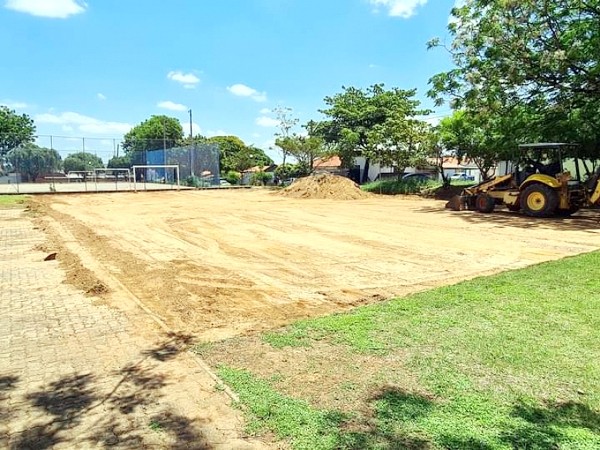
<box><xmin>132</xmin><ymin>165</ymin><xmax>180</xmax><ymax>191</ymax></box>
<box><xmin>93</xmin><ymin>168</ymin><xmax>132</xmax><ymax>191</ymax></box>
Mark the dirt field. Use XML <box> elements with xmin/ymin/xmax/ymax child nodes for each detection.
<box><xmin>36</xmin><ymin>189</ymin><xmax>600</xmax><ymax>341</ymax></box>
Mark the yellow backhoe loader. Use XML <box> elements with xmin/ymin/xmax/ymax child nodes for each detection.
<box><xmin>447</xmin><ymin>143</ymin><xmax>600</xmax><ymax>217</ymax></box>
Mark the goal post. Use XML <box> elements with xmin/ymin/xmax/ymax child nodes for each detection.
<box><xmin>132</xmin><ymin>165</ymin><xmax>180</xmax><ymax>191</ymax></box>
<box><xmin>93</xmin><ymin>168</ymin><xmax>132</xmax><ymax>191</ymax></box>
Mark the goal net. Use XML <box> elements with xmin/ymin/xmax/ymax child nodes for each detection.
<box><xmin>132</xmin><ymin>165</ymin><xmax>180</xmax><ymax>190</ymax></box>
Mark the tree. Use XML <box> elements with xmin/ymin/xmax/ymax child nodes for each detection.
<box><xmin>428</xmin><ymin>0</ymin><xmax>600</xmax><ymax>158</ymax></box>
<box><xmin>208</xmin><ymin>136</ymin><xmax>273</xmax><ymax>173</ymax></box>
<box><xmin>275</xmin><ymin>132</ymin><xmax>325</xmax><ymax>176</ymax></box>
<box><xmin>272</xmin><ymin>107</ymin><xmax>299</xmax><ymax>166</ymax></box>
<box><xmin>8</xmin><ymin>144</ymin><xmax>61</xmax><ymax>182</ymax></box>
<box><xmin>107</xmin><ymin>155</ymin><xmax>132</xmax><ymax>169</ymax></box>
<box><xmin>438</xmin><ymin>111</ymin><xmax>498</xmax><ymax>180</ymax></box>
<box><xmin>122</xmin><ymin>115</ymin><xmax>183</xmax><ymax>153</ymax></box>
<box><xmin>63</xmin><ymin>152</ymin><xmax>104</xmax><ymax>173</ymax></box>
<box><xmin>0</xmin><ymin>106</ymin><xmax>36</xmax><ymax>157</ymax></box>
<box><xmin>429</xmin><ymin>1</ymin><xmax>600</xmax><ymax>107</ymax></box>
<box><xmin>370</xmin><ymin>116</ymin><xmax>432</xmax><ymax>180</ymax></box>
<box><xmin>314</xmin><ymin>84</ymin><xmax>431</xmax><ymax>182</ymax></box>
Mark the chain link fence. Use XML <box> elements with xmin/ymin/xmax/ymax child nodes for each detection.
<box><xmin>0</xmin><ymin>135</ymin><xmax>220</xmax><ymax>194</ymax></box>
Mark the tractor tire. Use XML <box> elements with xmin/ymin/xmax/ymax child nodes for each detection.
<box><xmin>520</xmin><ymin>184</ymin><xmax>559</xmax><ymax>217</ymax></box>
<box><xmin>475</xmin><ymin>194</ymin><xmax>495</xmax><ymax>213</ymax></box>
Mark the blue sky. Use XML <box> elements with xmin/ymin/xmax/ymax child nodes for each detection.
<box><xmin>1</xmin><ymin>0</ymin><xmax>457</xmax><ymax>162</ymax></box>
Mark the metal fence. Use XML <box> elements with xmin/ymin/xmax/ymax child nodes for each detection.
<box><xmin>0</xmin><ymin>135</ymin><xmax>220</xmax><ymax>194</ymax></box>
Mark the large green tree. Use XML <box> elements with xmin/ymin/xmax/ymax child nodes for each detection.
<box><xmin>122</xmin><ymin>115</ymin><xmax>183</xmax><ymax>153</ymax></box>
<box><xmin>63</xmin><ymin>152</ymin><xmax>104</xmax><ymax>173</ymax></box>
<box><xmin>429</xmin><ymin>0</ymin><xmax>600</xmax><ymax>108</ymax></box>
<box><xmin>0</xmin><ymin>106</ymin><xmax>36</xmax><ymax>157</ymax></box>
<box><xmin>428</xmin><ymin>0</ymin><xmax>600</xmax><ymax>157</ymax></box>
<box><xmin>107</xmin><ymin>154</ymin><xmax>132</xmax><ymax>169</ymax></box>
<box><xmin>8</xmin><ymin>144</ymin><xmax>61</xmax><ymax>182</ymax></box>
<box><xmin>314</xmin><ymin>84</ymin><xmax>430</xmax><ymax>182</ymax></box>
<box><xmin>207</xmin><ymin>136</ymin><xmax>272</xmax><ymax>173</ymax></box>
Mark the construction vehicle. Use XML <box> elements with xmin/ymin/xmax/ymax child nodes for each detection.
<box><xmin>447</xmin><ymin>143</ymin><xmax>600</xmax><ymax>217</ymax></box>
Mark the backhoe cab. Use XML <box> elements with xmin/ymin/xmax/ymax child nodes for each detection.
<box><xmin>448</xmin><ymin>143</ymin><xmax>600</xmax><ymax>217</ymax></box>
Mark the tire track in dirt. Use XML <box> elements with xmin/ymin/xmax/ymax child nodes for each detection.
<box><xmin>35</xmin><ymin>191</ymin><xmax>600</xmax><ymax>341</ymax></box>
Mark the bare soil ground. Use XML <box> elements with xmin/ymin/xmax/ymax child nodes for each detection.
<box><xmin>35</xmin><ymin>189</ymin><xmax>600</xmax><ymax>341</ymax></box>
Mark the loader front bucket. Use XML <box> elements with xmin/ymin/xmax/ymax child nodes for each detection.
<box><xmin>445</xmin><ymin>195</ymin><xmax>466</xmax><ymax>211</ymax></box>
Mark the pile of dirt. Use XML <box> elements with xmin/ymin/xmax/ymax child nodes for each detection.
<box><xmin>280</xmin><ymin>173</ymin><xmax>370</xmax><ymax>200</ymax></box>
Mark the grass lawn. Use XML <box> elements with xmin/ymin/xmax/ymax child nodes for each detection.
<box><xmin>201</xmin><ymin>252</ymin><xmax>600</xmax><ymax>449</ymax></box>
<box><xmin>0</xmin><ymin>195</ymin><xmax>27</xmax><ymax>207</ymax></box>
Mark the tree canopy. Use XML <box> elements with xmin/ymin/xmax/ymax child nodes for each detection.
<box><xmin>275</xmin><ymin>123</ymin><xmax>326</xmax><ymax>175</ymax></box>
<box><xmin>122</xmin><ymin>115</ymin><xmax>183</xmax><ymax>153</ymax></box>
<box><xmin>428</xmin><ymin>0</ymin><xmax>600</xmax><ymax>158</ymax></box>
<box><xmin>0</xmin><ymin>106</ymin><xmax>36</xmax><ymax>157</ymax></box>
<box><xmin>63</xmin><ymin>152</ymin><xmax>104</xmax><ymax>173</ymax></box>
<box><xmin>314</xmin><ymin>84</ymin><xmax>431</xmax><ymax>181</ymax></box>
<box><xmin>207</xmin><ymin>136</ymin><xmax>272</xmax><ymax>173</ymax></box>
<box><xmin>8</xmin><ymin>144</ymin><xmax>61</xmax><ymax>182</ymax></box>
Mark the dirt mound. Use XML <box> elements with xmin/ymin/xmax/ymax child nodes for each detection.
<box><xmin>280</xmin><ymin>173</ymin><xmax>370</xmax><ymax>200</ymax></box>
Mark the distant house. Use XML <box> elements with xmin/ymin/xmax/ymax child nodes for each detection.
<box><xmin>437</xmin><ymin>157</ymin><xmax>483</xmax><ymax>182</ymax></box>
<box><xmin>313</xmin><ymin>156</ymin><xmax>349</xmax><ymax>175</ymax></box>
<box><xmin>241</xmin><ymin>164</ymin><xmax>277</xmax><ymax>185</ymax></box>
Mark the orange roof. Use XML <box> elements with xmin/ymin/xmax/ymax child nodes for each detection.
<box><xmin>313</xmin><ymin>156</ymin><xmax>342</xmax><ymax>169</ymax></box>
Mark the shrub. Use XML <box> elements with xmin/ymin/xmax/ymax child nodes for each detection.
<box><xmin>224</xmin><ymin>170</ymin><xmax>241</xmax><ymax>185</ymax></box>
<box><xmin>251</xmin><ymin>171</ymin><xmax>274</xmax><ymax>186</ymax></box>
<box><xmin>362</xmin><ymin>178</ymin><xmax>440</xmax><ymax>195</ymax></box>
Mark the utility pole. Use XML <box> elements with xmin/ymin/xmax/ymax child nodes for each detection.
<box><xmin>188</xmin><ymin>109</ymin><xmax>195</xmax><ymax>177</ymax></box>
<box><xmin>162</xmin><ymin>118</ymin><xmax>167</xmax><ymax>182</ymax></box>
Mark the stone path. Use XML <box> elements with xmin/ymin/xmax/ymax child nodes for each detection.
<box><xmin>0</xmin><ymin>207</ymin><xmax>268</xmax><ymax>449</ymax></box>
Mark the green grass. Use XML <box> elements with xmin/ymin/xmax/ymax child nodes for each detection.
<box><xmin>0</xmin><ymin>194</ymin><xmax>27</xmax><ymax>207</ymax></box>
<box><xmin>362</xmin><ymin>178</ymin><xmax>441</xmax><ymax>195</ymax></box>
<box><xmin>212</xmin><ymin>252</ymin><xmax>600</xmax><ymax>449</ymax></box>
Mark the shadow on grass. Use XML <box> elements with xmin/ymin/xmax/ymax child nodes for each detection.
<box><xmin>501</xmin><ymin>400</ymin><xmax>600</xmax><ymax>449</ymax></box>
<box><xmin>338</xmin><ymin>386</ymin><xmax>435</xmax><ymax>449</ymax></box>
<box><xmin>7</xmin><ymin>332</ymin><xmax>211</xmax><ymax>450</ymax></box>
<box><xmin>336</xmin><ymin>387</ymin><xmax>600</xmax><ymax>450</ymax></box>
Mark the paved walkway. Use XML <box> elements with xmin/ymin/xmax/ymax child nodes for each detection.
<box><xmin>0</xmin><ymin>207</ymin><xmax>267</xmax><ymax>449</ymax></box>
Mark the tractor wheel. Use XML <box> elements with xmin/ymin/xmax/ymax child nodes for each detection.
<box><xmin>475</xmin><ymin>194</ymin><xmax>495</xmax><ymax>213</ymax></box>
<box><xmin>520</xmin><ymin>184</ymin><xmax>559</xmax><ymax>217</ymax></box>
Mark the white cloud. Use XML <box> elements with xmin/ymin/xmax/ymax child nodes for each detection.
<box><xmin>5</xmin><ymin>0</ymin><xmax>86</xmax><ymax>18</ymax></box>
<box><xmin>259</xmin><ymin>107</ymin><xmax>271</xmax><ymax>114</ymax></box>
<box><xmin>157</xmin><ymin>100</ymin><xmax>188</xmax><ymax>112</ymax></box>
<box><xmin>423</xmin><ymin>116</ymin><xmax>441</xmax><ymax>126</ymax></box>
<box><xmin>255</xmin><ymin>116</ymin><xmax>279</xmax><ymax>127</ymax></box>
<box><xmin>205</xmin><ymin>129</ymin><xmax>229</xmax><ymax>137</ymax></box>
<box><xmin>252</xmin><ymin>132</ymin><xmax>261</xmax><ymax>138</ymax></box>
<box><xmin>97</xmin><ymin>93</ymin><xmax>106</xmax><ymax>101</ymax></box>
<box><xmin>179</xmin><ymin>120</ymin><xmax>202</xmax><ymax>136</ymax></box>
<box><xmin>1</xmin><ymin>100</ymin><xmax>28</xmax><ymax>109</ymax></box>
<box><xmin>369</xmin><ymin>0</ymin><xmax>428</xmax><ymax>18</ymax></box>
<box><xmin>35</xmin><ymin>111</ymin><xmax>132</xmax><ymax>135</ymax></box>
<box><xmin>227</xmin><ymin>83</ymin><xmax>267</xmax><ymax>102</ymax></box>
<box><xmin>167</xmin><ymin>71</ymin><xmax>200</xmax><ymax>88</ymax></box>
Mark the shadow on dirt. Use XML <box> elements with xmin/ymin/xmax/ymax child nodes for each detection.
<box><xmin>418</xmin><ymin>204</ymin><xmax>600</xmax><ymax>233</ymax></box>
<box><xmin>5</xmin><ymin>332</ymin><xmax>212</xmax><ymax>450</ymax></box>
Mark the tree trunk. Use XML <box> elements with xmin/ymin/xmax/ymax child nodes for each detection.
<box><xmin>362</xmin><ymin>158</ymin><xmax>370</xmax><ymax>184</ymax></box>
